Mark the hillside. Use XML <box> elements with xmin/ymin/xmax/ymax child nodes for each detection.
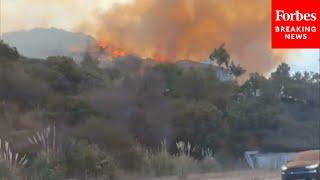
<box><xmin>0</xmin><ymin>41</ymin><xmax>319</xmax><ymax>179</ymax></box>
<box><xmin>2</xmin><ymin>28</ymin><xmax>94</xmax><ymax>59</ymax></box>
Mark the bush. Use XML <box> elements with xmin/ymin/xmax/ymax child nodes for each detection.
<box><xmin>64</xmin><ymin>98</ymin><xmax>95</xmax><ymax>120</ymax></box>
<box><xmin>115</xmin><ymin>148</ymin><xmax>144</xmax><ymax>172</ymax></box>
<box><xmin>172</xmin><ymin>154</ymin><xmax>199</xmax><ymax>178</ymax></box>
<box><xmin>64</xmin><ymin>141</ymin><xmax>117</xmax><ymax>179</ymax></box>
<box><xmin>0</xmin><ymin>64</ymin><xmax>51</xmax><ymax>106</ymax></box>
<box><xmin>29</xmin><ymin>152</ymin><xmax>66</xmax><ymax>180</ymax></box>
<box><xmin>141</xmin><ymin>142</ymin><xmax>221</xmax><ymax>177</ymax></box>
<box><xmin>0</xmin><ymin>162</ymin><xmax>21</xmax><ymax>180</ymax></box>
<box><xmin>46</xmin><ymin>56</ymin><xmax>82</xmax><ymax>94</ymax></box>
<box><xmin>198</xmin><ymin>151</ymin><xmax>222</xmax><ymax>173</ymax></box>
<box><xmin>0</xmin><ymin>41</ymin><xmax>19</xmax><ymax>60</ymax></box>
<box><xmin>142</xmin><ymin>147</ymin><xmax>175</xmax><ymax>177</ymax></box>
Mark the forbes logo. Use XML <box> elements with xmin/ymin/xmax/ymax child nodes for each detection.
<box><xmin>275</xmin><ymin>10</ymin><xmax>317</xmax><ymax>22</ymax></box>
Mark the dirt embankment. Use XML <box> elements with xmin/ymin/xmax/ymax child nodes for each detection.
<box><xmin>148</xmin><ymin>170</ymin><xmax>281</xmax><ymax>180</ymax></box>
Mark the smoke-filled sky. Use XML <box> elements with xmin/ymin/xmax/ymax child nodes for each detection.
<box><xmin>1</xmin><ymin>0</ymin><xmax>131</xmax><ymax>33</ymax></box>
<box><xmin>1</xmin><ymin>0</ymin><xmax>319</xmax><ymax>73</ymax></box>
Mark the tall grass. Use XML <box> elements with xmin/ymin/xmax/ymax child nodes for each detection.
<box><xmin>27</xmin><ymin>125</ymin><xmax>57</xmax><ymax>154</ymax></box>
<box><xmin>1</xmin><ymin>126</ymin><xmax>119</xmax><ymax>180</ymax></box>
<box><xmin>141</xmin><ymin>141</ymin><xmax>221</xmax><ymax>178</ymax></box>
<box><xmin>0</xmin><ymin>125</ymin><xmax>59</xmax><ymax>179</ymax></box>
<box><xmin>0</xmin><ymin>138</ymin><xmax>27</xmax><ymax>179</ymax></box>
<box><xmin>1</xmin><ymin>129</ymin><xmax>220</xmax><ymax>179</ymax></box>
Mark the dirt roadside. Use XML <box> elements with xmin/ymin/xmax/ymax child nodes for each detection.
<box><xmin>151</xmin><ymin>170</ymin><xmax>281</xmax><ymax>180</ymax></box>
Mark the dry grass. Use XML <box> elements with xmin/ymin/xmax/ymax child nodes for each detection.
<box><xmin>151</xmin><ymin>170</ymin><xmax>281</xmax><ymax>180</ymax></box>
<box><xmin>140</xmin><ymin>141</ymin><xmax>221</xmax><ymax>178</ymax></box>
<box><xmin>0</xmin><ymin>125</ymin><xmax>57</xmax><ymax>171</ymax></box>
<box><xmin>27</xmin><ymin>125</ymin><xmax>57</xmax><ymax>154</ymax></box>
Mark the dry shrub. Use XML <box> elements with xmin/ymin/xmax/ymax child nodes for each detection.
<box><xmin>63</xmin><ymin>140</ymin><xmax>118</xmax><ymax>179</ymax></box>
<box><xmin>141</xmin><ymin>146</ymin><xmax>175</xmax><ymax>177</ymax></box>
<box><xmin>141</xmin><ymin>141</ymin><xmax>221</xmax><ymax>177</ymax></box>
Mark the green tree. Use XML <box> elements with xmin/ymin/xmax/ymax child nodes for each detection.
<box><xmin>241</xmin><ymin>73</ymin><xmax>266</xmax><ymax>97</ymax></box>
<box><xmin>292</xmin><ymin>72</ymin><xmax>303</xmax><ymax>81</ymax></box>
<box><xmin>270</xmin><ymin>63</ymin><xmax>291</xmax><ymax>84</ymax></box>
<box><xmin>46</xmin><ymin>56</ymin><xmax>83</xmax><ymax>94</ymax></box>
<box><xmin>229</xmin><ymin>61</ymin><xmax>246</xmax><ymax>81</ymax></box>
<box><xmin>270</xmin><ymin>63</ymin><xmax>291</xmax><ymax>97</ymax></box>
<box><xmin>173</xmin><ymin>99</ymin><xmax>224</xmax><ymax>157</ymax></box>
<box><xmin>209</xmin><ymin>44</ymin><xmax>230</xmax><ymax>68</ymax></box>
<box><xmin>81</xmin><ymin>52</ymin><xmax>99</xmax><ymax>67</ymax></box>
<box><xmin>153</xmin><ymin>63</ymin><xmax>182</xmax><ymax>94</ymax></box>
<box><xmin>0</xmin><ymin>41</ymin><xmax>19</xmax><ymax>61</ymax></box>
<box><xmin>227</xmin><ymin>99</ymin><xmax>279</xmax><ymax>155</ymax></box>
<box><xmin>311</xmin><ymin>73</ymin><xmax>320</xmax><ymax>84</ymax></box>
<box><xmin>80</xmin><ymin>53</ymin><xmax>111</xmax><ymax>91</ymax></box>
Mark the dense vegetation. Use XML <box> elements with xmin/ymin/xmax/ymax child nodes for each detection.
<box><xmin>0</xmin><ymin>41</ymin><xmax>319</xmax><ymax>179</ymax></box>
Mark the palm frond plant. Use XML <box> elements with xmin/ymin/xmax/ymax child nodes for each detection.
<box><xmin>27</xmin><ymin>125</ymin><xmax>58</xmax><ymax>155</ymax></box>
<box><xmin>0</xmin><ymin>138</ymin><xmax>28</xmax><ymax>166</ymax></box>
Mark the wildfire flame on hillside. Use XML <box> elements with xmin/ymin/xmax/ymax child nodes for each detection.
<box><xmin>78</xmin><ymin>0</ymin><xmax>286</xmax><ymax>73</ymax></box>
<box><xmin>153</xmin><ymin>55</ymin><xmax>167</xmax><ymax>62</ymax></box>
<box><xmin>80</xmin><ymin>39</ymin><xmax>167</xmax><ymax>61</ymax></box>
<box><xmin>94</xmin><ymin>40</ymin><xmax>128</xmax><ymax>58</ymax></box>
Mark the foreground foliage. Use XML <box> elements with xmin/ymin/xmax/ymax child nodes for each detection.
<box><xmin>0</xmin><ymin>41</ymin><xmax>319</xmax><ymax>178</ymax></box>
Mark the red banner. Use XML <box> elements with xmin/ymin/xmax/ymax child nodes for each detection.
<box><xmin>272</xmin><ymin>0</ymin><xmax>320</xmax><ymax>48</ymax></box>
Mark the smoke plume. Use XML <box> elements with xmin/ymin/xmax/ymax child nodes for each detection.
<box><xmin>83</xmin><ymin>0</ymin><xmax>283</xmax><ymax>74</ymax></box>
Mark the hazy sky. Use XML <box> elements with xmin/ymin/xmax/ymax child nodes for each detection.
<box><xmin>287</xmin><ymin>49</ymin><xmax>319</xmax><ymax>73</ymax></box>
<box><xmin>1</xmin><ymin>0</ymin><xmax>131</xmax><ymax>33</ymax></box>
<box><xmin>0</xmin><ymin>0</ymin><xmax>319</xmax><ymax>73</ymax></box>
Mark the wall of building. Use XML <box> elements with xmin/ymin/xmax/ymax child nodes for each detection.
<box><xmin>244</xmin><ymin>151</ymin><xmax>296</xmax><ymax>169</ymax></box>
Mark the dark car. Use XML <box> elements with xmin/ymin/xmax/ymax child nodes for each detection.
<box><xmin>281</xmin><ymin>150</ymin><xmax>320</xmax><ymax>180</ymax></box>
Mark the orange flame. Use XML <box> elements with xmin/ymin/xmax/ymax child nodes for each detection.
<box><xmin>94</xmin><ymin>38</ymin><xmax>165</xmax><ymax>60</ymax></box>
<box><xmin>93</xmin><ymin>39</ymin><xmax>128</xmax><ymax>58</ymax></box>
<box><xmin>112</xmin><ymin>49</ymin><xmax>127</xmax><ymax>57</ymax></box>
<box><xmin>153</xmin><ymin>54</ymin><xmax>167</xmax><ymax>62</ymax></box>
